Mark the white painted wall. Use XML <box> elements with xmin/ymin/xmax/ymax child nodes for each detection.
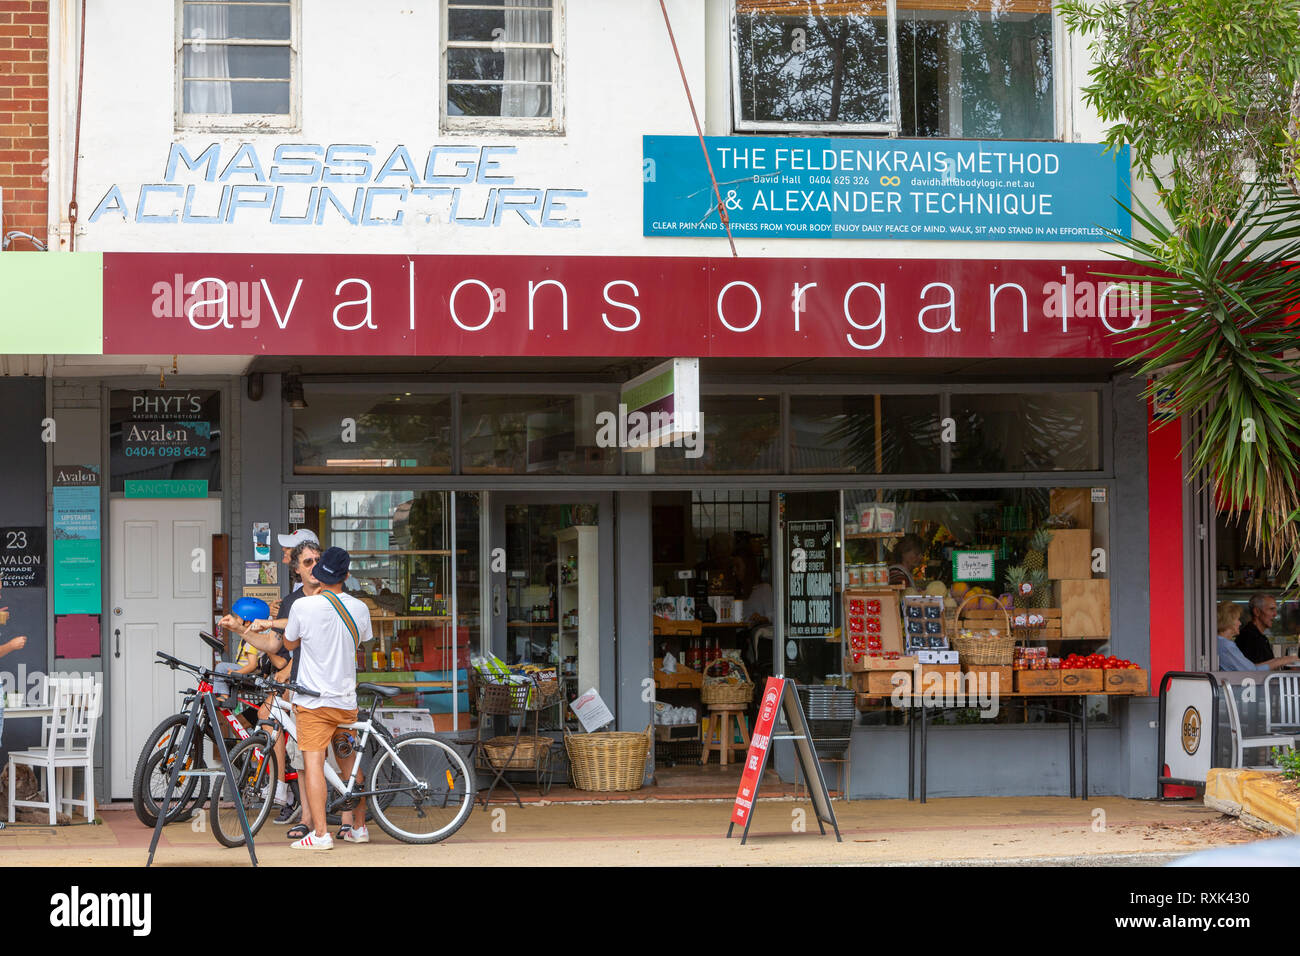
<box><xmin>63</xmin><ymin>0</ymin><xmax>1149</xmax><ymax>261</ymax></box>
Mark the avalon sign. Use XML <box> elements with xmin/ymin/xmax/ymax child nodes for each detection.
<box><xmin>102</xmin><ymin>253</ymin><xmax>1155</xmax><ymax>359</ymax></box>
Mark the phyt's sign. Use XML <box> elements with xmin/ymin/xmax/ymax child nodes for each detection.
<box><xmin>90</xmin><ymin>144</ymin><xmax>586</xmax><ymax>228</ymax></box>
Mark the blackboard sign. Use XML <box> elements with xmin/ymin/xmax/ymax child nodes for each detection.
<box><xmin>787</xmin><ymin>519</ymin><xmax>834</xmax><ymax>638</ymax></box>
<box><xmin>0</xmin><ymin>526</ymin><xmax>45</xmax><ymax>588</ymax></box>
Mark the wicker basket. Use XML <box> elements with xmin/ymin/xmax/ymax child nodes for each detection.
<box><xmin>700</xmin><ymin>658</ymin><xmax>754</xmax><ymax>706</ymax></box>
<box><xmin>565</xmin><ymin>731</ymin><xmax>649</xmax><ymax>792</ymax></box>
<box><xmin>950</xmin><ymin>593</ymin><xmax>1015</xmax><ymax>665</ymax></box>
<box><xmin>482</xmin><ymin>735</ymin><xmax>552</xmax><ymax>770</ymax></box>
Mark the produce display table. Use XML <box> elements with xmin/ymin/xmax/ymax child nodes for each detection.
<box><xmin>856</xmin><ymin>688</ymin><xmax>1147</xmax><ymax>804</ymax></box>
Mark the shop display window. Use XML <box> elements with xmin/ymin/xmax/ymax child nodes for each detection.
<box><xmin>1214</xmin><ymin>512</ymin><xmax>1298</xmax><ymax>663</ymax></box>
<box><xmin>461</xmin><ymin>393</ymin><xmax>619</xmax><ymax>475</ymax></box>
<box><xmin>828</xmin><ymin>486</ymin><xmax>1116</xmax><ymax>725</ymax></box>
<box><xmin>292</xmin><ymin>388</ymin><xmax>452</xmax><ymax>474</ymax></box>
<box><xmin>733</xmin><ymin>0</ymin><xmax>1055</xmax><ymax>139</ymax></box>
<box><xmin>651</xmin><ymin>394</ymin><xmax>780</xmax><ymax>474</ymax></box>
<box><xmin>289</xmin><ymin>490</ymin><xmax>481</xmax><ymax>722</ymax></box>
<box><xmin>790</xmin><ymin>393</ymin><xmax>940</xmax><ymax>474</ymax></box>
<box><xmin>950</xmin><ymin>391</ymin><xmax>1102</xmax><ymax>472</ymax></box>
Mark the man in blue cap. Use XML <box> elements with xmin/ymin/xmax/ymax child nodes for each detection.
<box><xmin>279</xmin><ymin>546</ymin><xmax>372</xmax><ymax>850</ymax></box>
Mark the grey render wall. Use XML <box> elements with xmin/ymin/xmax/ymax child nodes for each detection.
<box><xmin>234</xmin><ymin>374</ymin><xmax>284</xmax><ymax>597</ymax></box>
<box><xmin>0</xmin><ymin>378</ymin><xmax>49</xmax><ymax>764</ymax></box>
<box><xmin>616</xmin><ymin>492</ymin><xmax>653</xmax><ymax>748</ymax></box>
<box><xmin>1110</xmin><ymin>372</ymin><xmax>1157</xmax><ymax>798</ymax></box>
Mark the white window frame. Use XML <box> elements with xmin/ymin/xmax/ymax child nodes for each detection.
<box><xmin>730</xmin><ymin>0</ymin><xmax>1061</xmax><ymax>140</ymax></box>
<box><xmin>175</xmin><ymin>0</ymin><xmax>301</xmax><ymax>132</ymax></box>
<box><xmin>440</xmin><ymin>1</ymin><xmax>566</xmax><ymax>135</ymax></box>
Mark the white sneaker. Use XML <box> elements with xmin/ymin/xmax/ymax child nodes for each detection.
<box><xmin>342</xmin><ymin>825</ymin><xmax>369</xmax><ymax>844</ymax></box>
<box><xmin>289</xmin><ymin>831</ymin><xmax>334</xmax><ymax>851</ymax></box>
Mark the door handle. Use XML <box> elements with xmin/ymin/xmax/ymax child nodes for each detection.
<box><xmin>492</xmin><ymin>585</ymin><xmax>501</xmax><ymax>618</ymax></box>
<box><xmin>114</xmin><ymin>629</ymin><xmax>121</xmax><ymax>659</ymax></box>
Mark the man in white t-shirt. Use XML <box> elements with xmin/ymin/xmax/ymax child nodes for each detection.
<box><xmin>281</xmin><ymin>546</ymin><xmax>372</xmax><ymax>850</ymax></box>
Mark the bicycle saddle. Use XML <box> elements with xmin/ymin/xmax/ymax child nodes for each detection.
<box><xmin>356</xmin><ymin>682</ymin><xmax>400</xmax><ymax>698</ymax></box>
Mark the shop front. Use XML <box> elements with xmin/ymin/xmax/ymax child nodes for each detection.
<box><xmin>74</xmin><ymin>249</ymin><xmax>1164</xmax><ymax>799</ymax></box>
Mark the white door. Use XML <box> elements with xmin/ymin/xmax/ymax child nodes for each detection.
<box><xmin>108</xmin><ymin>498</ymin><xmax>221</xmax><ymax>799</ymax></box>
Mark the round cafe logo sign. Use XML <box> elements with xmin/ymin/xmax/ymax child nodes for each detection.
<box><xmin>1180</xmin><ymin>706</ymin><xmax>1201</xmax><ymax>755</ymax></box>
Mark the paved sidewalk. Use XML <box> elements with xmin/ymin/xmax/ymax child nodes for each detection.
<box><xmin>0</xmin><ymin>795</ymin><xmax>1266</xmax><ymax>866</ymax></box>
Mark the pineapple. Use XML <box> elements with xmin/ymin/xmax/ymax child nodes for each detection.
<box><xmin>1005</xmin><ymin>565</ymin><xmax>1029</xmax><ymax>609</ymax></box>
<box><xmin>1029</xmin><ymin>569</ymin><xmax>1052</xmax><ymax>608</ymax></box>
<box><xmin>1023</xmin><ymin>528</ymin><xmax>1053</xmax><ymax>574</ymax></box>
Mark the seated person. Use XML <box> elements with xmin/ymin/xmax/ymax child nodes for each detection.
<box><xmin>1236</xmin><ymin>593</ymin><xmax>1281</xmax><ymax>665</ymax></box>
<box><xmin>1216</xmin><ymin>601</ymin><xmax>1299</xmax><ymax>671</ymax></box>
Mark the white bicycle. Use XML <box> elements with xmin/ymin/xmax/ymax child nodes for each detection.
<box><xmin>210</xmin><ymin>681</ymin><xmax>475</xmax><ymax>846</ymax></box>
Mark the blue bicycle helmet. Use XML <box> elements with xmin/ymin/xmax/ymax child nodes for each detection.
<box><xmin>231</xmin><ymin>596</ymin><xmax>271</xmax><ymax>624</ymax></box>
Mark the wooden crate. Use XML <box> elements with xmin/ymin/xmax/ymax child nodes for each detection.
<box><xmin>1048</xmin><ymin>529</ymin><xmax>1093</xmax><ymax>580</ymax></box>
<box><xmin>959</xmin><ymin>665</ymin><xmax>1013</xmax><ymax>693</ymax></box>
<box><xmin>1059</xmin><ymin>579</ymin><xmax>1111</xmax><ymax>638</ymax></box>
<box><xmin>654</xmin><ymin>658</ymin><xmax>702</xmax><ymax>689</ymax></box>
<box><xmin>1059</xmin><ymin>668</ymin><xmax>1103</xmax><ymax>693</ymax></box>
<box><xmin>1014</xmin><ymin>670</ymin><xmax>1062</xmax><ymax>694</ymax></box>
<box><xmin>906</xmin><ymin>664</ymin><xmax>963</xmax><ymax>695</ymax></box>
<box><xmin>655</xmin><ymin>723</ymin><xmax>701</xmax><ymax>742</ymax></box>
<box><xmin>1103</xmin><ymin>668</ymin><xmax>1149</xmax><ymax>695</ymax></box>
<box><xmin>867</xmin><ymin>670</ymin><xmax>911</xmax><ymax>695</ymax></box>
<box><xmin>1050</xmin><ymin>487</ymin><xmax>1093</xmax><ymax>530</ymax></box>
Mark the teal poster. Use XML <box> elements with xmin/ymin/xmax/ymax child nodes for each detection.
<box><xmin>53</xmin><ymin>465</ymin><xmax>101</xmax><ymax>615</ymax></box>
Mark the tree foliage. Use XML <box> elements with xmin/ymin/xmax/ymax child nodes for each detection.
<box><xmin>1107</xmin><ymin>183</ymin><xmax>1300</xmax><ymax>584</ymax></box>
<box><xmin>1060</xmin><ymin>0</ymin><xmax>1300</xmax><ymax>233</ymax></box>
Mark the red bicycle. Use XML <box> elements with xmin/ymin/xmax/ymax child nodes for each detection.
<box><xmin>130</xmin><ymin>633</ymin><xmax>300</xmax><ymax>828</ymax></box>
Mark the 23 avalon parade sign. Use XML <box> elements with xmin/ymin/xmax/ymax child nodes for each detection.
<box><xmin>643</xmin><ymin>136</ymin><xmax>1130</xmax><ymax>242</ymax></box>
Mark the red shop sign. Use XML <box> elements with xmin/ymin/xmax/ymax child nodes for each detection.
<box><xmin>102</xmin><ymin>253</ymin><xmax>1155</xmax><ymax>358</ymax></box>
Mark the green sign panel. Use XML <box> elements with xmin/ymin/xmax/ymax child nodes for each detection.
<box><xmin>125</xmin><ymin>479</ymin><xmax>209</xmax><ymax>499</ymax></box>
<box><xmin>952</xmin><ymin>549</ymin><xmax>996</xmax><ymax>582</ymax></box>
<box><xmin>53</xmin><ymin>465</ymin><xmax>101</xmax><ymax>615</ymax></box>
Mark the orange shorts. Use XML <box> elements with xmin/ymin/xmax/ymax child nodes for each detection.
<box><xmin>295</xmin><ymin>705</ymin><xmax>358</xmax><ymax>752</ymax></box>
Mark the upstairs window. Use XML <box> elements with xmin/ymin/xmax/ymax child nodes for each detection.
<box><xmin>733</xmin><ymin>0</ymin><xmax>1055</xmax><ymax>139</ymax></box>
<box><xmin>177</xmin><ymin>0</ymin><xmax>298</xmax><ymax>129</ymax></box>
<box><xmin>443</xmin><ymin>1</ymin><xmax>565</xmax><ymax>133</ymax></box>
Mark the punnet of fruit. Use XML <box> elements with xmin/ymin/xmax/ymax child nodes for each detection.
<box><xmin>1062</xmin><ymin>653</ymin><xmax>1139</xmax><ymax>670</ymax></box>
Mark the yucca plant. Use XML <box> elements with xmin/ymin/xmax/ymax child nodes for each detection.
<box><xmin>1101</xmin><ymin>181</ymin><xmax>1300</xmax><ymax>590</ymax></box>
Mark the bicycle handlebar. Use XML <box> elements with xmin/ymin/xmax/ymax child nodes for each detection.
<box><xmin>155</xmin><ymin>651</ymin><xmax>201</xmax><ymax>674</ymax></box>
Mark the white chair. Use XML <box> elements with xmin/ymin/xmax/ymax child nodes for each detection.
<box><xmin>1266</xmin><ymin>673</ymin><xmax>1300</xmax><ymax>735</ymax></box>
<box><xmin>1219</xmin><ymin>677</ymin><xmax>1296</xmax><ymax>769</ymax></box>
<box><xmin>8</xmin><ymin>677</ymin><xmax>101</xmax><ymax>824</ymax></box>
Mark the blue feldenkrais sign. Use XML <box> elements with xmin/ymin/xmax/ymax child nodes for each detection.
<box><xmin>643</xmin><ymin>136</ymin><xmax>1130</xmax><ymax>242</ymax></box>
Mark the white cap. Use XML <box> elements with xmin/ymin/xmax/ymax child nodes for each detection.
<box><xmin>277</xmin><ymin>528</ymin><xmax>320</xmax><ymax>548</ymax></box>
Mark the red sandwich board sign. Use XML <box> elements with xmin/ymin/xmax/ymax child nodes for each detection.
<box><xmin>728</xmin><ymin>677</ymin><xmax>841</xmax><ymax>845</ymax></box>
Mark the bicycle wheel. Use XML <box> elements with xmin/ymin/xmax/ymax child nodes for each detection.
<box><xmin>208</xmin><ymin>734</ymin><xmax>278</xmax><ymax>848</ymax></box>
<box><xmin>131</xmin><ymin>713</ymin><xmax>209</xmax><ymax>828</ymax></box>
<box><xmin>366</xmin><ymin>733</ymin><xmax>475</xmax><ymax>845</ymax></box>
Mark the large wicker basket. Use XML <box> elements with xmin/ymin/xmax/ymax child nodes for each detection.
<box><xmin>950</xmin><ymin>593</ymin><xmax>1015</xmax><ymax>665</ymax></box>
<box><xmin>700</xmin><ymin>658</ymin><xmax>754</xmax><ymax>706</ymax></box>
<box><xmin>565</xmin><ymin>731</ymin><xmax>649</xmax><ymax>792</ymax></box>
<box><xmin>482</xmin><ymin>735</ymin><xmax>552</xmax><ymax>770</ymax></box>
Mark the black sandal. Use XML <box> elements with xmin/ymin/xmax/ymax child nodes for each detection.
<box><xmin>286</xmin><ymin>824</ymin><xmax>309</xmax><ymax>840</ymax></box>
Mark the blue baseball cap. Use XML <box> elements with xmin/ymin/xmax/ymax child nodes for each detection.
<box><xmin>312</xmin><ymin>546</ymin><xmax>351</xmax><ymax>585</ymax></box>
